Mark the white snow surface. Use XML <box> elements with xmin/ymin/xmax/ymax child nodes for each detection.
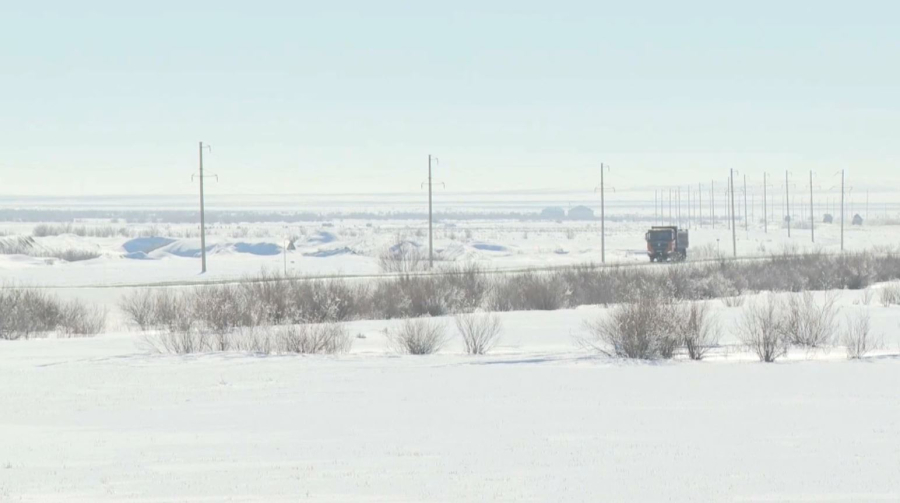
<box><xmin>3</xmin><ymin>294</ymin><xmax>900</xmax><ymax>502</ymax></box>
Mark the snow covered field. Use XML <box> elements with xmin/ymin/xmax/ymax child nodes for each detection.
<box><xmin>2</xmin><ymin>292</ymin><xmax>900</xmax><ymax>502</ymax></box>
<box><xmin>3</xmin><ymin>194</ymin><xmax>900</xmax><ymax>501</ymax></box>
<box><xmin>2</xmin><ymin>216</ymin><xmax>900</xmax><ymax>290</ymax></box>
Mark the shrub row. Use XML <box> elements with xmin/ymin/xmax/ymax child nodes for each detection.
<box><xmin>121</xmin><ymin>251</ymin><xmax>900</xmax><ymax>332</ymax></box>
<box><xmin>0</xmin><ymin>289</ymin><xmax>107</xmax><ymax>340</ymax></box>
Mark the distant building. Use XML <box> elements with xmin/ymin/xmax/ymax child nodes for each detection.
<box><xmin>823</xmin><ymin>214</ymin><xmax>833</xmax><ymax>224</ymax></box>
<box><xmin>852</xmin><ymin>214</ymin><xmax>864</xmax><ymax>226</ymax></box>
<box><xmin>540</xmin><ymin>207</ymin><xmax>566</xmax><ymax>220</ymax></box>
<box><xmin>567</xmin><ymin>205</ymin><xmax>595</xmax><ymax>220</ymax></box>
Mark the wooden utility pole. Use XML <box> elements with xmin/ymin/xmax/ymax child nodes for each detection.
<box><xmin>810</xmin><ymin>170</ymin><xmax>815</xmax><ymax>243</ymax></box>
<box><xmin>428</xmin><ymin>154</ymin><xmax>434</xmax><ymax>269</ymax></box>
<box><xmin>730</xmin><ymin>169</ymin><xmax>737</xmax><ymax>257</ymax></box>
<box><xmin>841</xmin><ymin>169</ymin><xmax>845</xmax><ymax>251</ymax></box>
<box><xmin>192</xmin><ymin>142</ymin><xmax>214</xmax><ymax>274</ymax></box>
<box><xmin>600</xmin><ymin>163</ymin><xmax>607</xmax><ymax>263</ymax></box>
<box><xmin>763</xmin><ymin>173</ymin><xmax>768</xmax><ymax>234</ymax></box>
<box><xmin>743</xmin><ymin>174</ymin><xmax>748</xmax><ymax>232</ymax></box>
<box><xmin>785</xmin><ymin>171</ymin><xmax>791</xmax><ymax>238</ymax></box>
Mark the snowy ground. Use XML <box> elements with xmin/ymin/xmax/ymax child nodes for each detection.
<box><xmin>2</xmin><ymin>290</ymin><xmax>900</xmax><ymax>501</ymax></box>
<box><xmin>3</xmin><ymin>195</ymin><xmax>900</xmax><ymax>501</ymax></box>
<box><xmin>2</xmin><ymin>217</ymin><xmax>899</xmax><ymax>289</ymax></box>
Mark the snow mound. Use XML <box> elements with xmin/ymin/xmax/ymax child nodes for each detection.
<box><xmin>122</xmin><ymin>237</ymin><xmax>176</xmax><ymax>254</ymax></box>
<box><xmin>472</xmin><ymin>243</ymin><xmax>508</xmax><ymax>252</ymax></box>
<box><xmin>307</xmin><ymin>231</ymin><xmax>337</xmax><ymax>245</ymax></box>
<box><xmin>123</xmin><ymin>239</ymin><xmax>283</xmax><ymax>260</ymax></box>
<box><xmin>304</xmin><ymin>247</ymin><xmax>356</xmax><ymax>258</ymax></box>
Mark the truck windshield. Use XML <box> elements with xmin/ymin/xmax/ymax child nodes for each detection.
<box><xmin>647</xmin><ymin>230</ymin><xmax>673</xmax><ymax>241</ymax></box>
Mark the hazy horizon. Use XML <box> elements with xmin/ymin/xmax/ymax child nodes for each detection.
<box><xmin>2</xmin><ymin>1</ymin><xmax>898</xmax><ymax>196</ymax></box>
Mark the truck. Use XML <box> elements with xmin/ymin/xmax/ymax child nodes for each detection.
<box><xmin>645</xmin><ymin>226</ymin><xmax>689</xmax><ymax>262</ymax></box>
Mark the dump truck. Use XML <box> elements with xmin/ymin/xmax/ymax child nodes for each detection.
<box><xmin>645</xmin><ymin>226</ymin><xmax>688</xmax><ymax>262</ymax></box>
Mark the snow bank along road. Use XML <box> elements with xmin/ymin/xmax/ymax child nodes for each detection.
<box><xmin>2</xmin><ymin>308</ymin><xmax>900</xmax><ymax>502</ymax></box>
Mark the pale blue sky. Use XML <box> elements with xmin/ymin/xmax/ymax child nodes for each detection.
<box><xmin>1</xmin><ymin>1</ymin><xmax>897</xmax><ymax>195</ymax></box>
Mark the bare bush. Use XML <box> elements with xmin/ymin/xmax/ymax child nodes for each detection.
<box><xmin>580</xmin><ymin>297</ymin><xmax>679</xmax><ymax>360</ymax></box>
<box><xmin>379</xmin><ymin>241</ymin><xmax>426</xmax><ymax>273</ymax></box>
<box><xmin>842</xmin><ymin>311</ymin><xmax>879</xmax><ymax>359</ymax></box>
<box><xmin>0</xmin><ymin>289</ymin><xmax>63</xmax><ymax>340</ymax></box>
<box><xmin>57</xmin><ymin>301</ymin><xmax>108</xmax><ymax>337</ymax></box>
<box><xmin>276</xmin><ymin>323</ymin><xmax>352</xmax><ymax>354</ymax></box>
<box><xmin>783</xmin><ymin>292</ymin><xmax>839</xmax><ymax>348</ymax></box>
<box><xmin>858</xmin><ymin>288</ymin><xmax>874</xmax><ymax>306</ymax></box>
<box><xmin>737</xmin><ymin>295</ymin><xmax>791</xmax><ymax>362</ymax></box>
<box><xmin>880</xmin><ymin>284</ymin><xmax>900</xmax><ymax>307</ymax></box>
<box><xmin>678</xmin><ymin>302</ymin><xmax>719</xmax><ymax>360</ymax></box>
<box><xmin>119</xmin><ymin>290</ymin><xmax>158</xmax><ymax>330</ymax></box>
<box><xmin>41</xmin><ymin>248</ymin><xmax>102</xmax><ymax>262</ymax></box>
<box><xmin>152</xmin><ymin>290</ymin><xmax>196</xmax><ymax>332</ymax></box>
<box><xmin>147</xmin><ymin>328</ymin><xmax>211</xmax><ymax>355</ymax></box>
<box><xmin>388</xmin><ymin>318</ymin><xmax>448</xmax><ymax>355</ymax></box>
<box><xmin>490</xmin><ymin>271</ymin><xmax>567</xmax><ymax>311</ymax></box>
<box><xmin>32</xmin><ymin>223</ymin><xmax>129</xmax><ymax>238</ymax></box>
<box><xmin>0</xmin><ymin>289</ymin><xmax>106</xmax><ymax>339</ymax></box>
<box><xmin>441</xmin><ymin>263</ymin><xmax>492</xmax><ymax>312</ymax></box>
<box><xmin>721</xmin><ymin>295</ymin><xmax>746</xmax><ymax>308</ymax></box>
<box><xmin>454</xmin><ymin>312</ymin><xmax>503</xmax><ymax>355</ymax></box>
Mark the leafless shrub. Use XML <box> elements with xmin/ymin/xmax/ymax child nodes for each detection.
<box><xmin>880</xmin><ymin>284</ymin><xmax>900</xmax><ymax>307</ymax></box>
<box><xmin>737</xmin><ymin>295</ymin><xmax>791</xmax><ymax>362</ymax></box>
<box><xmin>119</xmin><ymin>290</ymin><xmax>158</xmax><ymax>330</ymax></box>
<box><xmin>0</xmin><ymin>289</ymin><xmax>63</xmax><ymax>340</ymax></box>
<box><xmin>147</xmin><ymin>328</ymin><xmax>211</xmax><ymax>355</ymax></box>
<box><xmin>454</xmin><ymin>312</ymin><xmax>503</xmax><ymax>355</ymax></box>
<box><xmin>152</xmin><ymin>290</ymin><xmax>196</xmax><ymax>332</ymax></box>
<box><xmin>841</xmin><ymin>311</ymin><xmax>879</xmax><ymax>359</ymax></box>
<box><xmin>379</xmin><ymin>240</ymin><xmax>426</xmax><ymax>273</ymax></box>
<box><xmin>288</xmin><ymin>279</ymin><xmax>368</xmax><ymax>323</ymax></box>
<box><xmin>721</xmin><ymin>295</ymin><xmax>746</xmax><ymax>308</ymax></box>
<box><xmin>32</xmin><ymin>223</ymin><xmax>129</xmax><ymax>238</ymax></box>
<box><xmin>678</xmin><ymin>302</ymin><xmax>719</xmax><ymax>360</ymax></box>
<box><xmin>276</xmin><ymin>323</ymin><xmax>352</xmax><ymax>354</ymax></box>
<box><xmin>57</xmin><ymin>301</ymin><xmax>108</xmax><ymax>337</ymax></box>
<box><xmin>580</xmin><ymin>296</ymin><xmax>679</xmax><ymax>360</ymax></box>
<box><xmin>441</xmin><ymin>263</ymin><xmax>492</xmax><ymax>312</ymax></box>
<box><xmin>0</xmin><ymin>236</ymin><xmax>38</xmax><ymax>255</ymax></box>
<box><xmin>0</xmin><ymin>289</ymin><xmax>106</xmax><ymax>339</ymax></box>
<box><xmin>388</xmin><ymin>318</ymin><xmax>448</xmax><ymax>355</ymax></box>
<box><xmin>858</xmin><ymin>288</ymin><xmax>874</xmax><ymax>306</ymax></box>
<box><xmin>490</xmin><ymin>271</ymin><xmax>567</xmax><ymax>311</ymax></box>
<box><xmin>40</xmin><ymin>248</ymin><xmax>101</xmax><ymax>262</ymax></box>
<box><xmin>783</xmin><ymin>292</ymin><xmax>839</xmax><ymax>348</ymax></box>
<box><xmin>190</xmin><ymin>284</ymin><xmax>262</xmax><ymax>335</ymax></box>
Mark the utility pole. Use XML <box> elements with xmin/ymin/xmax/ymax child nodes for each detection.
<box><xmin>677</xmin><ymin>187</ymin><xmax>681</xmax><ymax>228</ymax></box>
<box><xmin>809</xmin><ymin>170</ymin><xmax>815</xmax><ymax>243</ymax></box>
<box><xmin>192</xmin><ymin>142</ymin><xmax>215</xmax><ymax>274</ymax></box>
<box><xmin>841</xmin><ymin>169</ymin><xmax>845</xmax><ymax>251</ymax></box>
<box><xmin>730</xmin><ymin>169</ymin><xmax>737</xmax><ymax>257</ymax></box>
<box><xmin>698</xmin><ymin>182</ymin><xmax>703</xmax><ymax>228</ymax></box>
<box><xmin>669</xmin><ymin>189</ymin><xmax>673</xmax><ymax>225</ymax></box>
<box><xmin>711</xmin><ymin>180</ymin><xmax>715</xmax><ymax>229</ymax></box>
<box><xmin>686</xmin><ymin>186</ymin><xmax>691</xmax><ymax>229</ymax></box>
<box><xmin>600</xmin><ymin>163</ymin><xmax>607</xmax><ymax>263</ymax></box>
<box><xmin>743</xmin><ymin>174</ymin><xmax>748</xmax><ymax>232</ymax></box>
<box><xmin>427</xmin><ymin>155</ymin><xmax>434</xmax><ymax>269</ymax></box>
<box><xmin>763</xmin><ymin>173</ymin><xmax>768</xmax><ymax>234</ymax></box>
<box><xmin>785</xmin><ymin>170</ymin><xmax>791</xmax><ymax>238</ymax></box>
<box><xmin>726</xmin><ymin>181</ymin><xmax>731</xmax><ymax>231</ymax></box>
